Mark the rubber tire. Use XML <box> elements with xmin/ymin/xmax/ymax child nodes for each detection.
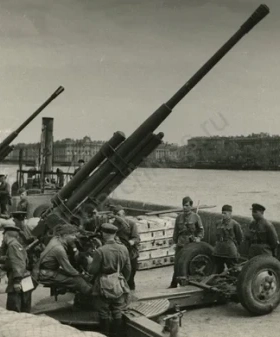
<box><xmin>176</xmin><ymin>242</ymin><xmax>217</xmax><ymax>277</ymax></box>
<box><xmin>237</xmin><ymin>255</ymin><xmax>280</xmax><ymax>316</ymax></box>
<box><xmin>33</xmin><ymin>203</ymin><xmax>51</xmax><ymax>217</ymax></box>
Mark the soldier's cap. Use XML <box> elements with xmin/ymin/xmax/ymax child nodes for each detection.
<box><xmin>3</xmin><ymin>225</ymin><xmax>20</xmax><ymax>233</ymax></box>
<box><xmin>251</xmin><ymin>203</ymin><xmax>266</xmax><ymax>212</ymax></box>
<box><xmin>18</xmin><ymin>187</ymin><xmax>26</xmax><ymax>195</ymax></box>
<box><xmin>100</xmin><ymin>223</ymin><xmax>118</xmax><ymax>234</ymax></box>
<box><xmin>78</xmin><ymin>159</ymin><xmax>85</xmax><ymax>163</ymax></box>
<box><xmin>11</xmin><ymin>211</ymin><xmax>27</xmax><ymax>218</ymax></box>
<box><xmin>222</xmin><ymin>205</ymin><xmax>232</xmax><ymax>212</ymax></box>
<box><xmin>111</xmin><ymin>205</ymin><xmax>124</xmax><ymax>213</ymax></box>
<box><xmin>182</xmin><ymin>196</ymin><xmax>193</xmax><ymax>206</ymax></box>
<box><xmin>0</xmin><ymin>174</ymin><xmax>6</xmax><ymax>178</ymax></box>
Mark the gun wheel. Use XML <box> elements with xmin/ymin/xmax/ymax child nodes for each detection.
<box><xmin>189</xmin><ymin>254</ymin><xmax>215</xmax><ymax>276</ymax></box>
<box><xmin>237</xmin><ymin>255</ymin><xmax>280</xmax><ymax>315</ymax></box>
<box><xmin>176</xmin><ymin>242</ymin><xmax>217</xmax><ymax>278</ymax></box>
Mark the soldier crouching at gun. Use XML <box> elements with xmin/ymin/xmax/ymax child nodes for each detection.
<box><xmin>33</xmin><ymin>224</ymin><xmax>95</xmax><ymax>295</ymax></box>
<box><xmin>168</xmin><ymin>196</ymin><xmax>204</xmax><ymax>288</ymax></box>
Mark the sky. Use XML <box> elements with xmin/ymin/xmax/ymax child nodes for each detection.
<box><xmin>0</xmin><ymin>0</ymin><xmax>279</xmax><ymax>147</ymax></box>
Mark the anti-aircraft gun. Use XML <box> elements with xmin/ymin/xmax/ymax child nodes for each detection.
<box><xmin>30</xmin><ymin>5</ymin><xmax>269</xmax><ymax>260</ymax></box>
<box><xmin>0</xmin><ymin>86</ymin><xmax>64</xmax><ymax>162</ymax></box>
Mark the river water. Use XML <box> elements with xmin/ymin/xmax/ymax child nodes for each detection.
<box><xmin>1</xmin><ymin>164</ymin><xmax>280</xmax><ymax>221</ymax></box>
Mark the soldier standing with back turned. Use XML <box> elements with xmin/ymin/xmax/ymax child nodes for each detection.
<box><xmin>112</xmin><ymin>205</ymin><xmax>140</xmax><ymax>291</ymax></box>
<box><xmin>246</xmin><ymin>203</ymin><xmax>279</xmax><ymax>258</ymax></box>
<box><xmin>169</xmin><ymin>196</ymin><xmax>204</xmax><ymax>288</ymax></box>
<box><xmin>87</xmin><ymin>223</ymin><xmax>131</xmax><ymax>337</ymax></box>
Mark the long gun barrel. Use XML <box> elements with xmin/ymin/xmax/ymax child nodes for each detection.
<box><xmin>33</xmin><ymin>5</ymin><xmax>270</xmax><ymax>236</ymax></box>
<box><xmin>0</xmin><ymin>86</ymin><xmax>64</xmax><ymax>161</ymax></box>
<box><xmin>63</xmin><ymin>4</ymin><xmax>270</xmax><ymax>211</ymax></box>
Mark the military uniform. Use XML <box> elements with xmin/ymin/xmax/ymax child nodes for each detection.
<box><xmin>16</xmin><ymin>199</ymin><xmax>29</xmax><ymax>213</ymax></box>
<box><xmin>246</xmin><ymin>204</ymin><xmax>279</xmax><ymax>258</ymax></box>
<box><xmin>0</xmin><ymin>175</ymin><xmax>11</xmax><ymax>216</ymax></box>
<box><xmin>169</xmin><ymin>196</ymin><xmax>204</xmax><ymax>288</ymax></box>
<box><xmin>88</xmin><ymin>223</ymin><xmax>131</xmax><ymax>337</ymax></box>
<box><xmin>113</xmin><ymin>207</ymin><xmax>140</xmax><ymax>290</ymax></box>
<box><xmin>0</xmin><ymin>212</ymin><xmax>34</xmax><ymax>266</ymax></box>
<box><xmin>38</xmin><ymin>236</ymin><xmax>92</xmax><ymax>295</ymax></box>
<box><xmin>213</xmin><ymin>205</ymin><xmax>243</xmax><ymax>273</ymax></box>
<box><xmin>73</xmin><ymin>160</ymin><xmax>84</xmax><ymax>176</ymax></box>
<box><xmin>3</xmin><ymin>225</ymin><xmax>32</xmax><ymax>313</ymax></box>
<box><xmin>11</xmin><ymin>212</ymin><xmax>34</xmax><ymax>247</ymax></box>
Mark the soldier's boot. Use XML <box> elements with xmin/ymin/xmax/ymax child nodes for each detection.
<box><xmin>168</xmin><ymin>273</ymin><xmax>178</xmax><ymax>288</ymax></box>
<box><xmin>99</xmin><ymin>318</ymin><xmax>110</xmax><ymax>336</ymax></box>
<box><xmin>110</xmin><ymin>318</ymin><xmax>123</xmax><ymax>337</ymax></box>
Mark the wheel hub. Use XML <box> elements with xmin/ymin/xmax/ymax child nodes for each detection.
<box><xmin>252</xmin><ymin>270</ymin><xmax>279</xmax><ymax>302</ymax></box>
<box><xmin>189</xmin><ymin>254</ymin><xmax>214</xmax><ymax>276</ymax></box>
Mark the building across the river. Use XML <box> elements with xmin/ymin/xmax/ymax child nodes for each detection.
<box><xmin>6</xmin><ymin>133</ymin><xmax>280</xmax><ymax>170</ymax></box>
<box><xmin>5</xmin><ymin>137</ymin><xmax>181</xmax><ymax>167</ymax></box>
<box><xmin>184</xmin><ymin>133</ymin><xmax>280</xmax><ymax>170</ymax></box>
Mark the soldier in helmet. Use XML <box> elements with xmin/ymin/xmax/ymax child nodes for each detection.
<box><xmin>246</xmin><ymin>203</ymin><xmax>279</xmax><ymax>258</ymax></box>
<box><xmin>168</xmin><ymin>196</ymin><xmax>204</xmax><ymax>288</ymax></box>
<box><xmin>87</xmin><ymin>223</ymin><xmax>131</xmax><ymax>337</ymax></box>
<box><xmin>1</xmin><ymin>225</ymin><xmax>33</xmax><ymax>313</ymax></box>
<box><xmin>213</xmin><ymin>205</ymin><xmax>243</xmax><ymax>273</ymax></box>
<box><xmin>0</xmin><ymin>211</ymin><xmax>34</xmax><ymax>259</ymax></box>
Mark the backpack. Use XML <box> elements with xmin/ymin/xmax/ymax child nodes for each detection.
<box><xmin>99</xmin><ymin>251</ymin><xmax>128</xmax><ymax>299</ymax></box>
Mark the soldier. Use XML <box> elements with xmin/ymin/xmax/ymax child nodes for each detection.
<box><xmin>0</xmin><ymin>211</ymin><xmax>34</xmax><ymax>262</ymax></box>
<box><xmin>73</xmin><ymin>159</ymin><xmax>85</xmax><ymax>176</ymax></box>
<box><xmin>213</xmin><ymin>205</ymin><xmax>243</xmax><ymax>273</ymax></box>
<box><xmin>168</xmin><ymin>196</ymin><xmax>204</xmax><ymax>288</ymax></box>
<box><xmin>36</xmin><ymin>224</ymin><xmax>93</xmax><ymax>295</ymax></box>
<box><xmin>1</xmin><ymin>225</ymin><xmax>33</xmax><ymax>313</ymax></box>
<box><xmin>112</xmin><ymin>205</ymin><xmax>140</xmax><ymax>291</ymax></box>
<box><xmin>81</xmin><ymin>204</ymin><xmax>100</xmax><ymax>233</ymax></box>
<box><xmin>56</xmin><ymin>168</ymin><xmax>65</xmax><ymax>188</ymax></box>
<box><xmin>0</xmin><ymin>174</ymin><xmax>11</xmax><ymax>218</ymax></box>
<box><xmin>11</xmin><ymin>211</ymin><xmax>34</xmax><ymax>246</ymax></box>
<box><xmin>87</xmin><ymin>223</ymin><xmax>131</xmax><ymax>337</ymax></box>
<box><xmin>16</xmin><ymin>188</ymin><xmax>30</xmax><ymax>217</ymax></box>
<box><xmin>246</xmin><ymin>203</ymin><xmax>279</xmax><ymax>258</ymax></box>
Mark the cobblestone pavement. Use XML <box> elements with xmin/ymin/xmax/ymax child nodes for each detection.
<box><xmin>1</xmin><ymin>266</ymin><xmax>280</xmax><ymax>337</ymax></box>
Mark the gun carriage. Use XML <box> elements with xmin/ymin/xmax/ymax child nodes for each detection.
<box><xmin>2</xmin><ymin>5</ymin><xmax>278</xmax><ymax>337</ymax></box>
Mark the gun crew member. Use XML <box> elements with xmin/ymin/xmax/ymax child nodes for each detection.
<box><xmin>213</xmin><ymin>205</ymin><xmax>243</xmax><ymax>273</ymax></box>
<box><xmin>12</xmin><ymin>211</ymin><xmax>34</xmax><ymax>246</ymax></box>
<box><xmin>112</xmin><ymin>205</ymin><xmax>140</xmax><ymax>291</ymax></box>
<box><xmin>73</xmin><ymin>159</ymin><xmax>85</xmax><ymax>176</ymax></box>
<box><xmin>246</xmin><ymin>203</ymin><xmax>279</xmax><ymax>258</ymax></box>
<box><xmin>87</xmin><ymin>223</ymin><xmax>131</xmax><ymax>337</ymax></box>
<box><xmin>0</xmin><ymin>211</ymin><xmax>34</xmax><ymax>261</ymax></box>
<box><xmin>0</xmin><ymin>174</ymin><xmax>11</xmax><ymax>217</ymax></box>
<box><xmin>169</xmin><ymin>196</ymin><xmax>204</xmax><ymax>288</ymax></box>
<box><xmin>2</xmin><ymin>225</ymin><xmax>32</xmax><ymax>313</ymax></box>
<box><xmin>36</xmin><ymin>224</ymin><xmax>93</xmax><ymax>295</ymax></box>
<box><xmin>16</xmin><ymin>188</ymin><xmax>30</xmax><ymax>218</ymax></box>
